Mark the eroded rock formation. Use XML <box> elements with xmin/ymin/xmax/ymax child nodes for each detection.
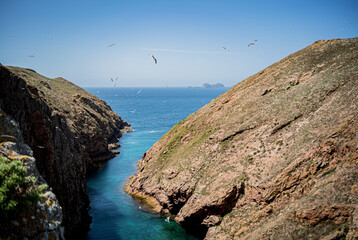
<box><xmin>126</xmin><ymin>38</ymin><xmax>358</xmax><ymax>239</ymax></box>
<box><xmin>0</xmin><ymin>108</ymin><xmax>64</xmax><ymax>239</ymax></box>
<box><xmin>0</xmin><ymin>66</ymin><xmax>131</xmax><ymax>238</ymax></box>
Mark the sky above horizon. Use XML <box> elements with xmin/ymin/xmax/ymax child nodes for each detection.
<box><xmin>1</xmin><ymin>0</ymin><xmax>357</xmax><ymax>88</ymax></box>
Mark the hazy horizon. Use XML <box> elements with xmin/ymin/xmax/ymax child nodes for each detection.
<box><xmin>1</xmin><ymin>0</ymin><xmax>357</xmax><ymax>88</ymax></box>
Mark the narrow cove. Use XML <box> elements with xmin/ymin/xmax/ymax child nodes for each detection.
<box><xmin>85</xmin><ymin>87</ymin><xmax>228</xmax><ymax>239</ymax></box>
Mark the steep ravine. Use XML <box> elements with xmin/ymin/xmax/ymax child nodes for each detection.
<box><xmin>0</xmin><ymin>66</ymin><xmax>131</xmax><ymax>239</ymax></box>
<box><xmin>126</xmin><ymin>37</ymin><xmax>358</xmax><ymax>239</ymax></box>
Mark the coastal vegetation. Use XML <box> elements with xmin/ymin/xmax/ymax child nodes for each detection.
<box><xmin>0</xmin><ymin>156</ymin><xmax>47</xmax><ymax>222</ymax></box>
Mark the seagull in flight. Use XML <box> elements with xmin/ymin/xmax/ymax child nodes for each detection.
<box><xmin>222</xmin><ymin>47</ymin><xmax>229</xmax><ymax>51</ymax></box>
<box><xmin>248</xmin><ymin>40</ymin><xmax>257</xmax><ymax>47</ymax></box>
<box><xmin>108</xmin><ymin>43</ymin><xmax>116</xmax><ymax>47</ymax></box>
<box><xmin>149</xmin><ymin>54</ymin><xmax>157</xmax><ymax>64</ymax></box>
<box><xmin>165</xmin><ymin>217</ymin><xmax>170</xmax><ymax>223</ymax></box>
<box><xmin>137</xmin><ymin>89</ymin><xmax>142</xmax><ymax>94</ymax></box>
<box><xmin>29</xmin><ymin>55</ymin><xmax>35</xmax><ymax>58</ymax></box>
<box><xmin>111</xmin><ymin>78</ymin><xmax>114</xmax><ymax>82</ymax></box>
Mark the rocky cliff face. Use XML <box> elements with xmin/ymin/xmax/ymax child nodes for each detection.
<box><xmin>126</xmin><ymin>38</ymin><xmax>358</xmax><ymax>239</ymax></box>
<box><xmin>0</xmin><ymin>108</ymin><xmax>64</xmax><ymax>239</ymax></box>
<box><xmin>0</xmin><ymin>66</ymin><xmax>131</xmax><ymax>238</ymax></box>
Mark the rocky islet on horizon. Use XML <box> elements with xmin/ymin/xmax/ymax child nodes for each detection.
<box><xmin>0</xmin><ymin>66</ymin><xmax>131</xmax><ymax>239</ymax></box>
<box><xmin>188</xmin><ymin>83</ymin><xmax>225</xmax><ymax>88</ymax></box>
<box><xmin>202</xmin><ymin>83</ymin><xmax>225</xmax><ymax>88</ymax></box>
<box><xmin>126</xmin><ymin>37</ymin><xmax>358</xmax><ymax>239</ymax></box>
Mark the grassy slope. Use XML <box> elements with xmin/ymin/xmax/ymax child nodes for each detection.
<box><xmin>126</xmin><ymin>38</ymin><xmax>358</xmax><ymax>239</ymax></box>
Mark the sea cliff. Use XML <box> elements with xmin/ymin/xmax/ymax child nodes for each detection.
<box><xmin>0</xmin><ymin>108</ymin><xmax>64</xmax><ymax>239</ymax></box>
<box><xmin>0</xmin><ymin>66</ymin><xmax>131</xmax><ymax>239</ymax></box>
<box><xmin>126</xmin><ymin>38</ymin><xmax>358</xmax><ymax>239</ymax></box>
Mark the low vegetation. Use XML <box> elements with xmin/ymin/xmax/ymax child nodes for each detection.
<box><xmin>0</xmin><ymin>156</ymin><xmax>47</xmax><ymax>222</ymax></box>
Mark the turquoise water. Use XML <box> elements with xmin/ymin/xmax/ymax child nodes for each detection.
<box><xmin>85</xmin><ymin>87</ymin><xmax>228</xmax><ymax>240</ymax></box>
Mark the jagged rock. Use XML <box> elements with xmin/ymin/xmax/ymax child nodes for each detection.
<box><xmin>0</xmin><ymin>108</ymin><xmax>64</xmax><ymax>239</ymax></box>
<box><xmin>202</xmin><ymin>215</ymin><xmax>221</xmax><ymax>227</ymax></box>
<box><xmin>126</xmin><ymin>38</ymin><xmax>358</xmax><ymax>239</ymax></box>
<box><xmin>0</xmin><ymin>66</ymin><xmax>131</xmax><ymax>238</ymax></box>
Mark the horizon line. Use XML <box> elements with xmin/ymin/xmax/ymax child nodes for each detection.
<box><xmin>139</xmin><ymin>48</ymin><xmax>228</xmax><ymax>54</ymax></box>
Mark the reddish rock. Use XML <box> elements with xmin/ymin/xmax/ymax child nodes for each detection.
<box><xmin>126</xmin><ymin>38</ymin><xmax>358</xmax><ymax>239</ymax></box>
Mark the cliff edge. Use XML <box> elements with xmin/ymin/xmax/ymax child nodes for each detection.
<box><xmin>0</xmin><ymin>66</ymin><xmax>131</xmax><ymax>238</ymax></box>
<box><xmin>126</xmin><ymin>38</ymin><xmax>358</xmax><ymax>239</ymax></box>
<box><xmin>0</xmin><ymin>108</ymin><xmax>64</xmax><ymax>239</ymax></box>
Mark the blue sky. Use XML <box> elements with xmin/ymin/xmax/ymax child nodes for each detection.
<box><xmin>1</xmin><ymin>0</ymin><xmax>357</xmax><ymax>87</ymax></box>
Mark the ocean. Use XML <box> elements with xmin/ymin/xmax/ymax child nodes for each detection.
<box><xmin>85</xmin><ymin>87</ymin><xmax>229</xmax><ymax>240</ymax></box>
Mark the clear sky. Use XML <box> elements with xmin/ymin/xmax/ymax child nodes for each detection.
<box><xmin>1</xmin><ymin>0</ymin><xmax>357</xmax><ymax>87</ymax></box>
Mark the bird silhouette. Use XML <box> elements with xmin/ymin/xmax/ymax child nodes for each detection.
<box><xmin>222</xmin><ymin>47</ymin><xmax>229</xmax><ymax>51</ymax></box>
<box><xmin>108</xmin><ymin>43</ymin><xmax>116</xmax><ymax>47</ymax></box>
<box><xmin>149</xmin><ymin>54</ymin><xmax>157</xmax><ymax>64</ymax></box>
<box><xmin>248</xmin><ymin>40</ymin><xmax>257</xmax><ymax>47</ymax></box>
<box><xmin>165</xmin><ymin>217</ymin><xmax>170</xmax><ymax>223</ymax></box>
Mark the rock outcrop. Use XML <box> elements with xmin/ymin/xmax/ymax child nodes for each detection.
<box><xmin>126</xmin><ymin>38</ymin><xmax>358</xmax><ymax>239</ymax></box>
<box><xmin>0</xmin><ymin>66</ymin><xmax>131</xmax><ymax>238</ymax></box>
<box><xmin>0</xmin><ymin>108</ymin><xmax>64</xmax><ymax>239</ymax></box>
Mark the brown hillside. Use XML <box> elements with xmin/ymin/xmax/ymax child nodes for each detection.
<box><xmin>126</xmin><ymin>38</ymin><xmax>358</xmax><ymax>239</ymax></box>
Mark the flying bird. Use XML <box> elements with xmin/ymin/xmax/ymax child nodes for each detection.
<box><xmin>165</xmin><ymin>217</ymin><xmax>170</xmax><ymax>223</ymax></box>
<box><xmin>130</xmin><ymin>109</ymin><xmax>136</xmax><ymax>113</ymax></box>
<box><xmin>108</xmin><ymin>43</ymin><xmax>116</xmax><ymax>47</ymax></box>
<box><xmin>248</xmin><ymin>40</ymin><xmax>257</xmax><ymax>47</ymax></box>
<box><xmin>149</xmin><ymin>54</ymin><xmax>157</xmax><ymax>64</ymax></box>
<box><xmin>137</xmin><ymin>89</ymin><xmax>142</xmax><ymax>95</ymax></box>
<box><xmin>111</xmin><ymin>78</ymin><xmax>114</xmax><ymax>82</ymax></box>
<box><xmin>28</xmin><ymin>55</ymin><xmax>35</xmax><ymax>58</ymax></box>
<box><xmin>115</xmin><ymin>77</ymin><xmax>118</xmax><ymax>81</ymax></box>
<box><xmin>222</xmin><ymin>47</ymin><xmax>229</xmax><ymax>51</ymax></box>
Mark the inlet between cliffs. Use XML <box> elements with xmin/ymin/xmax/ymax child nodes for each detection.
<box><xmin>85</xmin><ymin>87</ymin><xmax>228</xmax><ymax>239</ymax></box>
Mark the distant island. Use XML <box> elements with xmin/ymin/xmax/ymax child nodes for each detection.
<box><xmin>188</xmin><ymin>83</ymin><xmax>225</xmax><ymax>88</ymax></box>
<box><xmin>202</xmin><ymin>83</ymin><xmax>225</xmax><ymax>88</ymax></box>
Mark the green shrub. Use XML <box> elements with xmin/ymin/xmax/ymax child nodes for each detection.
<box><xmin>0</xmin><ymin>156</ymin><xmax>47</xmax><ymax>222</ymax></box>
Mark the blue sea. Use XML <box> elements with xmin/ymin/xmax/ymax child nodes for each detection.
<box><xmin>85</xmin><ymin>87</ymin><xmax>229</xmax><ymax>240</ymax></box>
